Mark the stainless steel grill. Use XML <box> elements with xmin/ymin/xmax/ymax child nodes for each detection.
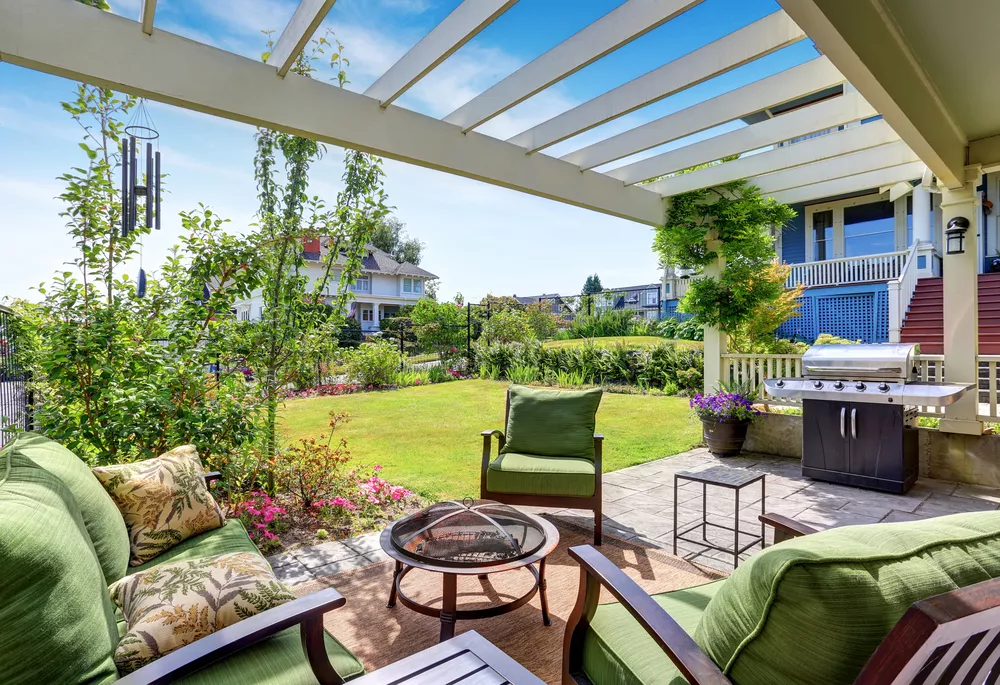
<box><xmin>763</xmin><ymin>343</ymin><xmax>971</xmax><ymax>407</ymax></box>
<box><xmin>760</xmin><ymin>343</ymin><xmax>972</xmax><ymax>494</ymax></box>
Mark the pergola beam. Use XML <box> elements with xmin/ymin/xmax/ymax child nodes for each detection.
<box><xmin>778</xmin><ymin>0</ymin><xmax>966</xmax><ymax>189</ymax></box>
<box><xmin>0</xmin><ymin>0</ymin><xmax>664</xmax><ymax>226</ymax></box>
<box><xmin>768</xmin><ymin>161</ymin><xmax>926</xmax><ymax>205</ymax></box>
<box><xmin>751</xmin><ymin>139</ymin><xmax>918</xmax><ymax>195</ymax></box>
<box><xmin>443</xmin><ymin>0</ymin><xmax>702</xmax><ymax>132</ymax></box>
<box><xmin>562</xmin><ymin>56</ymin><xmax>844</xmax><ymax>171</ymax></box>
<box><xmin>265</xmin><ymin>0</ymin><xmax>338</xmax><ymax>78</ymax></box>
<box><xmin>140</xmin><ymin>0</ymin><xmax>156</xmax><ymax>35</ymax></box>
<box><xmin>607</xmin><ymin>90</ymin><xmax>876</xmax><ymax>185</ymax></box>
<box><xmin>647</xmin><ymin>119</ymin><xmax>900</xmax><ymax>196</ymax></box>
<box><xmin>506</xmin><ymin>10</ymin><xmax>805</xmax><ymax>152</ymax></box>
<box><xmin>364</xmin><ymin>0</ymin><xmax>517</xmax><ymax>108</ymax></box>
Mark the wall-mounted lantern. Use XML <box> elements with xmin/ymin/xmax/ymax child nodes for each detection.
<box><xmin>945</xmin><ymin>217</ymin><xmax>970</xmax><ymax>255</ymax></box>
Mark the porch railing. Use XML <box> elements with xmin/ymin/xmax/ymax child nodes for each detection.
<box><xmin>722</xmin><ymin>353</ymin><xmax>803</xmax><ymax>408</ymax></box>
<box><xmin>887</xmin><ymin>243</ymin><xmax>920</xmax><ymax>343</ymax></box>
<box><xmin>785</xmin><ymin>250</ymin><xmax>908</xmax><ymax>288</ymax></box>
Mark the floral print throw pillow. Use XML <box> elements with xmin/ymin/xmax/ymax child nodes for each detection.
<box><xmin>93</xmin><ymin>445</ymin><xmax>224</xmax><ymax>566</ymax></box>
<box><xmin>109</xmin><ymin>552</ymin><xmax>295</xmax><ymax>674</ymax></box>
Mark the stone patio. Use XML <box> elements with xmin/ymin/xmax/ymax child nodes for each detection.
<box><xmin>269</xmin><ymin>448</ymin><xmax>1000</xmax><ymax>583</ymax></box>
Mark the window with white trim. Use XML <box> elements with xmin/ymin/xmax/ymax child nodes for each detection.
<box><xmin>403</xmin><ymin>278</ymin><xmax>412</xmax><ymax>293</ymax></box>
<box><xmin>350</xmin><ymin>275</ymin><xmax>370</xmax><ymax>292</ymax></box>
<box><xmin>644</xmin><ymin>290</ymin><xmax>657</xmax><ymax>306</ymax></box>
<box><xmin>844</xmin><ymin>200</ymin><xmax>895</xmax><ymax>257</ymax></box>
<box><xmin>361</xmin><ymin>308</ymin><xmax>373</xmax><ymax>322</ymax></box>
<box><xmin>413</xmin><ymin>279</ymin><xmax>422</xmax><ymax>294</ymax></box>
<box><xmin>812</xmin><ymin>210</ymin><xmax>834</xmax><ymax>261</ymax></box>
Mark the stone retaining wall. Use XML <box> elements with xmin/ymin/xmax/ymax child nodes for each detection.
<box><xmin>745</xmin><ymin>412</ymin><xmax>1000</xmax><ymax>488</ymax></box>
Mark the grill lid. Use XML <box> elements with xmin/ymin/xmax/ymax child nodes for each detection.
<box><xmin>801</xmin><ymin>343</ymin><xmax>917</xmax><ymax>382</ymax></box>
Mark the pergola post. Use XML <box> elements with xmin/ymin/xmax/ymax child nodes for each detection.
<box><xmin>939</xmin><ymin>179</ymin><xmax>983</xmax><ymax>435</ymax></box>
<box><xmin>702</xmin><ymin>235</ymin><xmax>728</xmax><ymax>394</ymax></box>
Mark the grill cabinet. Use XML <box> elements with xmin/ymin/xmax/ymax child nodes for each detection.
<box><xmin>763</xmin><ymin>344</ymin><xmax>971</xmax><ymax>494</ymax></box>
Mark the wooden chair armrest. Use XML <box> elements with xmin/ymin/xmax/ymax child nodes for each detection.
<box><xmin>117</xmin><ymin>588</ymin><xmax>347</xmax><ymax>685</ymax></box>
<box><xmin>567</xmin><ymin>545</ymin><xmax>730</xmax><ymax>685</ymax></box>
<box><xmin>759</xmin><ymin>513</ymin><xmax>820</xmax><ymax>543</ymax></box>
<box><xmin>203</xmin><ymin>471</ymin><xmax>222</xmax><ymax>486</ymax></box>
<box><xmin>593</xmin><ymin>434</ymin><xmax>604</xmax><ymax>441</ymax></box>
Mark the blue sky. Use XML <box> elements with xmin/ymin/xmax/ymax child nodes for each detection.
<box><xmin>0</xmin><ymin>0</ymin><xmax>816</xmax><ymax>302</ymax></box>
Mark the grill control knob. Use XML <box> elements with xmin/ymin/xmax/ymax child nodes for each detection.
<box><xmin>878</xmin><ymin>383</ymin><xmax>890</xmax><ymax>393</ymax></box>
<box><xmin>833</xmin><ymin>381</ymin><xmax>844</xmax><ymax>390</ymax></box>
<box><xmin>855</xmin><ymin>382</ymin><xmax>866</xmax><ymax>391</ymax></box>
<box><xmin>812</xmin><ymin>381</ymin><xmax>823</xmax><ymax>389</ymax></box>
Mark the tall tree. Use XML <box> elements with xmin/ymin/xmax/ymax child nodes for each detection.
<box><xmin>370</xmin><ymin>215</ymin><xmax>423</xmax><ymax>264</ymax></box>
<box><xmin>582</xmin><ymin>274</ymin><xmax>603</xmax><ymax>295</ymax></box>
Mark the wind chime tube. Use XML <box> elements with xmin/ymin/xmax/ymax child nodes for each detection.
<box><xmin>154</xmin><ymin>151</ymin><xmax>161</xmax><ymax>230</ymax></box>
<box><xmin>145</xmin><ymin>142</ymin><xmax>154</xmax><ymax>230</ymax></box>
<box><xmin>130</xmin><ymin>136</ymin><xmax>138</xmax><ymax>235</ymax></box>
<box><xmin>121</xmin><ymin>138</ymin><xmax>130</xmax><ymax>237</ymax></box>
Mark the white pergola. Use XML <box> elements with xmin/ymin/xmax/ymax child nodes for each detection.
<box><xmin>2</xmin><ymin>0</ymin><xmax>998</xmax><ymax>434</ymax></box>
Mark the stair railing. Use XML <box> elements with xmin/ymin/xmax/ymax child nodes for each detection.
<box><xmin>888</xmin><ymin>242</ymin><xmax>921</xmax><ymax>343</ymax></box>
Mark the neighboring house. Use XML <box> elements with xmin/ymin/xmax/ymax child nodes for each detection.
<box><xmin>595</xmin><ymin>283</ymin><xmax>661</xmax><ymax>319</ymax></box>
<box><xmin>513</xmin><ymin>293</ymin><xmax>572</xmax><ymax>317</ymax></box>
<box><xmin>234</xmin><ymin>240</ymin><xmax>438</xmax><ymax>332</ymax></box>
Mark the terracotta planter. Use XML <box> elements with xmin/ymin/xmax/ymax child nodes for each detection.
<box><xmin>701</xmin><ymin>418</ymin><xmax>750</xmax><ymax>457</ymax></box>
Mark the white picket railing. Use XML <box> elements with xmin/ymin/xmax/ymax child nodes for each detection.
<box><xmin>673</xmin><ymin>278</ymin><xmax>690</xmax><ymax>300</ymax></box>
<box><xmin>978</xmin><ymin>356</ymin><xmax>1000</xmax><ymax>422</ymax></box>
<box><xmin>785</xmin><ymin>250</ymin><xmax>908</xmax><ymax>288</ymax></box>
<box><xmin>721</xmin><ymin>354</ymin><xmax>803</xmax><ymax>407</ymax></box>
<box><xmin>887</xmin><ymin>243</ymin><xmax>920</xmax><ymax>343</ymax></box>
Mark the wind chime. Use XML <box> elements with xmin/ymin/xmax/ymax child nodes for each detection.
<box><xmin>121</xmin><ymin>99</ymin><xmax>162</xmax><ymax>298</ymax></box>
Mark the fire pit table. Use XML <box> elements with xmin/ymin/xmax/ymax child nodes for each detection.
<box><xmin>380</xmin><ymin>499</ymin><xmax>559</xmax><ymax>642</ymax></box>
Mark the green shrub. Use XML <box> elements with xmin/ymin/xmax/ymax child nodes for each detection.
<box><xmin>675</xmin><ymin>367</ymin><xmax>703</xmax><ymax>395</ymax></box>
<box><xmin>427</xmin><ymin>365</ymin><xmax>456</xmax><ymax>383</ymax></box>
<box><xmin>662</xmin><ymin>380</ymin><xmax>680</xmax><ymax>396</ymax></box>
<box><xmin>345</xmin><ymin>339</ymin><xmax>402</xmax><ymax>387</ymax></box>
<box><xmin>674</xmin><ymin>318</ymin><xmax>704</xmax><ymax>341</ymax></box>
<box><xmin>481</xmin><ymin>364</ymin><xmax>502</xmax><ymax>380</ymax></box>
<box><xmin>508</xmin><ymin>364</ymin><xmax>539</xmax><ymax>385</ymax></box>
<box><xmin>481</xmin><ymin>310</ymin><xmax>536</xmax><ymax>344</ymax></box>
<box><xmin>814</xmin><ymin>333</ymin><xmax>861</xmax><ymax>345</ymax></box>
<box><xmin>553</xmin><ymin>369</ymin><xmax>586</xmax><ymax>387</ymax></box>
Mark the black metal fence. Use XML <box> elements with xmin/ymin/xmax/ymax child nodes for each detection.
<box><xmin>0</xmin><ymin>305</ymin><xmax>32</xmax><ymax>447</ymax></box>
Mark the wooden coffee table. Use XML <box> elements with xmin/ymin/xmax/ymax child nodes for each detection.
<box><xmin>351</xmin><ymin>630</ymin><xmax>544</xmax><ymax>684</ymax></box>
<box><xmin>380</xmin><ymin>500</ymin><xmax>560</xmax><ymax>642</ymax></box>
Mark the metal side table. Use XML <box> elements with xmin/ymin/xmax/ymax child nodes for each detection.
<box><xmin>673</xmin><ymin>466</ymin><xmax>765</xmax><ymax>568</ymax></box>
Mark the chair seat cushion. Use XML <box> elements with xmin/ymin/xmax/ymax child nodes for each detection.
<box><xmin>7</xmin><ymin>433</ymin><xmax>130</xmax><ymax>584</ymax></box>
<box><xmin>178</xmin><ymin>626</ymin><xmax>366</xmax><ymax>684</ymax></box>
<box><xmin>487</xmin><ymin>452</ymin><xmax>596</xmax><ymax>497</ymax></box>
<box><xmin>502</xmin><ymin>385</ymin><xmax>602</xmax><ymax>459</ymax></box>
<box><xmin>694</xmin><ymin>511</ymin><xmax>1000</xmax><ymax>685</ymax></box>
<box><xmin>128</xmin><ymin>519</ymin><xmax>258</xmax><ymax>575</ymax></box>
<box><xmin>583</xmin><ymin>579</ymin><xmax>725</xmax><ymax>685</ymax></box>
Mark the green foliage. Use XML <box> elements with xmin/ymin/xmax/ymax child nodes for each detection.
<box><xmin>559</xmin><ymin>310</ymin><xmax>690</xmax><ymax>340</ymax></box>
<box><xmin>370</xmin><ymin>215</ymin><xmax>423</xmax><ymax>265</ymax></box>
<box><xmin>582</xmin><ymin>274</ymin><xmax>603</xmax><ymax>295</ymax></box>
<box><xmin>480</xmin><ymin>309</ymin><xmax>536</xmax><ymax>344</ymax></box>
<box><xmin>472</xmin><ymin>339</ymin><xmax>703</xmax><ymax>395</ymax></box>
<box><xmin>408</xmin><ymin>298</ymin><xmax>466</xmax><ymax>353</ymax></box>
<box><xmin>814</xmin><ymin>333</ymin><xmax>861</xmax><ymax>345</ymax></box>
<box><xmin>345</xmin><ymin>339</ymin><xmax>403</xmax><ymax>388</ymax></box>
<box><xmin>655</xmin><ymin>181</ymin><xmax>796</xmax><ymax>334</ymax></box>
<box><xmin>274</xmin><ymin>412</ymin><xmax>351</xmax><ymax>510</ymax></box>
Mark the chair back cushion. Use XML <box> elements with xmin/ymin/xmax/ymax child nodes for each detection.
<box><xmin>9</xmin><ymin>433</ymin><xmax>130</xmax><ymax>584</ymax></box>
<box><xmin>0</xmin><ymin>441</ymin><xmax>120</xmax><ymax>685</ymax></box>
<box><xmin>501</xmin><ymin>385</ymin><xmax>602</xmax><ymax>459</ymax></box>
<box><xmin>694</xmin><ymin>511</ymin><xmax>1000</xmax><ymax>685</ymax></box>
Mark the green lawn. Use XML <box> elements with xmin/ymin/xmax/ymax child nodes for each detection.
<box><xmin>279</xmin><ymin>379</ymin><xmax>701</xmax><ymax>500</ymax></box>
<box><xmin>543</xmin><ymin>336</ymin><xmax>702</xmax><ymax>350</ymax></box>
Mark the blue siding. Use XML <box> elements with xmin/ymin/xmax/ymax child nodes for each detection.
<box><xmin>775</xmin><ymin>283</ymin><xmax>889</xmax><ymax>344</ymax></box>
<box><xmin>662</xmin><ymin>300</ymin><xmax>694</xmax><ymax>320</ymax></box>
<box><xmin>781</xmin><ymin>203</ymin><xmax>806</xmax><ymax>264</ymax></box>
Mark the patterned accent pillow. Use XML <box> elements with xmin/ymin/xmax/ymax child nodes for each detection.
<box><xmin>109</xmin><ymin>552</ymin><xmax>295</xmax><ymax>674</ymax></box>
<box><xmin>93</xmin><ymin>445</ymin><xmax>225</xmax><ymax>566</ymax></box>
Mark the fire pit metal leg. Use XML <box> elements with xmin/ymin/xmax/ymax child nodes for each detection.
<box><xmin>387</xmin><ymin>561</ymin><xmax>403</xmax><ymax>608</ymax></box>
<box><xmin>539</xmin><ymin>557</ymin><xmax>551</xmax><ymax>626</ymax></box>
<box><xmin>440</xmin><ymin>573</ymin><xmax>458</xmax><ymax>642</ymax></box>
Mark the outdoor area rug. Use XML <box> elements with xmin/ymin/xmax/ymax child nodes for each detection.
<box><xmin>293</xmin><ymin>515</ymin><xmax>726</xmax><ymax>684</ymax></box>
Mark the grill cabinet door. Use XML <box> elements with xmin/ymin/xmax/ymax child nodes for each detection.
<box><xmin>847</xmin><ymin>403</ymin><xmax>904</xmax><ymax>480</ymax></box>
<box><xmin>802</xmin><ymin>399</ymin><xmax>850</xmax><ymax>473</ymax></box>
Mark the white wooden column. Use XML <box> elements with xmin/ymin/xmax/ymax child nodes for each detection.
<box><xmin>702</xmin><ymin>235</ymin><xmax>727</xmax><ymax>393</ymax></box>
<box><xmin>912</xmin><ymin>185</ymin><xmax>932</xmax><ymax>244</ymax></box>
<box><xmin>940</xmin><ymin>179</ymin><xmax>983</xmax><ymax>435</ymax></box>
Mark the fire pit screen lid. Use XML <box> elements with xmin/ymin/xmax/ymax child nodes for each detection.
<box><xmin>389</xmin><ymin>499</ymin><xmax>546</xmax><ymax>567</ymax></box>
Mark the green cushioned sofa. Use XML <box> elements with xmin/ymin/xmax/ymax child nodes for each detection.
<box><xmin>563</xmin><ymin>511</ymin><xmax>1000</xmax><ymax>685</ymax></box>
<box><xmin>481</xmin><ymin>385</ymin><xmax>604</xmax><ymax>544</ymax></box>
<box><xmin>0</xmin><ymin>433</ymin><xmax>365</xmax><ymax>685</ymax></box>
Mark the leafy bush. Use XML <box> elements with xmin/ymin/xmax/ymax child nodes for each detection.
<box><xmin>508</xmin><ymin>364</ymin><xmax>539</xmax><ymax>384</ymax></box>
<box><xmin>675</xmin><ymin>368</ymin><xmax>703</xmax><ymax>395</ymax></box>
<box><xmin>345</xmin><ymin>339</ymin><xmax>403</xmax><ymax>387</ymax></box>
<box><xmin>481</xmin><ymin>309</ymin><xmax>536</xmax><ymax>344</ymax></box>
<box><xmin>814</xmin><ymin>333</ymin><xmax>861</xmax><ymax>345</ymax></box>
<box><xmin>273</xmin><ymin>412</ymin><xmax>351</xmax><ymax>511</ymax></box>
<box><xmin>427</xmin><ymin>365</ymin><xmax>459</xmax><ymax>383</ymax></box>
<box><xmin>554</xmin><ymin>369</ymin><xmax>586</xmax><ymax>387</ymax></box>
<box><xmin>674</xmin><ymin>318</ymin><xmax>704</xmax><ymax>341</ymax></box>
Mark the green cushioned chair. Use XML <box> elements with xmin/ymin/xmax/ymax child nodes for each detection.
<box><xmin>563</xmin><ymin>511</ymin><xmax>1000</xmax><ymax>685</ymax></box>
<box><xmin>481</xmin><ymin>385</ymin><xmax>604</xmax><ymax>544</ymax></box>
<box><xmin>0</xmin><ymin>434</ymin><xmax>365</xmax><ymax>685</ymax></box>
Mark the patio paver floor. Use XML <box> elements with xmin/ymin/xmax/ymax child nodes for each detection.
<box><xmin>269</xmin><ymin>448</ymin><xmax>1000</xmax><ymax>582</ymax></box>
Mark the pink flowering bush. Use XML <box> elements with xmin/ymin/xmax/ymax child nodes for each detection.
<box><xmin>284</xmin><ymin>383</ymin><xmax>361</xmax><ymax>399</ymax></box>
<box><xmin>232</xmin><ymin>491</ymin><xmax>288</xmax><ymax>555</ymax></box>
<box><xmin>310</xmin><ymin>464</ymin><xmax>415</xmax><ymax>530</ymax></box>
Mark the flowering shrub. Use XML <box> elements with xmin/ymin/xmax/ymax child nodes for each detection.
<box><xmin>232</xmin><ymin>491</ymin><xmax>287</xmax><ymax>555</ymax></box>
<box><xmin>274</xmin><ymin>412</ymin><xmax>353</xmax><ymax>510</ymax></box>
<box><xmin>690</xmin><ymin>391</ymin><xmax>760</xmax><ymax>422</ymax></box>
<box><xmin>284</xmin><ymin>383</ymin><xmax>361</xmax><ymax>399</ymax></box>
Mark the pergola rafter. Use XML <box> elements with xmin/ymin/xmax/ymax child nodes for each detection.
<box><xmin>139</xmin><ymin>0</ymin><xmax>156</xmax><ymax>35</ymax></box>
<box><xmin>506</xmin><ymin>10</ymin><xmax>806</xmax><ymax>153</ymax></box>
<box><xmin>265</xmin><ymin>0</ymin><xmax>338</xmax><ymax>78</ymax></box>
<box><xmin>769</xmin><ymin>160</ymin><xmax>926</xmax><ymax>205</ymax></box>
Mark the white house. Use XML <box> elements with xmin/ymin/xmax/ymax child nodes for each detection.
<box><xmin>234</xmin><ymin>240</ymin><xmax>438</xmax><ymax>332</ymax></box>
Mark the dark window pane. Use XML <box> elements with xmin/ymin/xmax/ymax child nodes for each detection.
<box><xmin>813</xmin><ymin>210</ymin><xmax>833</xmax><ymax>261</ymax></box>
<box><xmin>845</xmin><ymin>201</ymin><xmax>895</xmax><ymax>256</ymax></box>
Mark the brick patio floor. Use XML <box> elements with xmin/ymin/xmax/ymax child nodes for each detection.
<box><xmin>269</xmin><ymin>448</ymin><xmax>1000</xmax><ymax>582</ymax></box>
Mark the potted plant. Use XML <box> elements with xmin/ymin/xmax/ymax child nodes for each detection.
<box><xmin>690</xmin><ymin>381</ymin><xmax>760</xmax><ymax>457</ymax></box>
